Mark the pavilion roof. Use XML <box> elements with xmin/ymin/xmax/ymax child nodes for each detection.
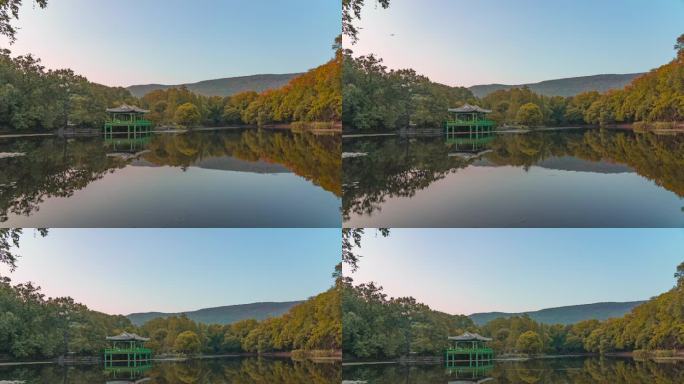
<box><xmin>448</xmin><ymin>332</ymin><xmax>492</xmax><ymax>342</ymax></box>
<box><xmin>106</xmin><ymin>332</ymin><xmax>150</xmax><ymax>342</ymax></box>
<box><xmin>448</xmin><ymin>103</ymin><xmax>491</xmax><ymax>114</ymax></box>
<box><xmin>106</xmin><ymin>104</ymin><xmax>149</xmax><ymax>114</ymax></box>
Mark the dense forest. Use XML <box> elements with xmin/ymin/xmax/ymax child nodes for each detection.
<box><xmin>0</xmin><ymin>276</ymin><xmax>341</xmax><ymax>361</ymax></box>
<box><xmin>138</xmin><ymin>287</ymin><xmax>340</xmax><ymax>356</ymax></box>
<box><xmin>342</xmin><ymin>262</ymin><xmax>684</xmax><ymax>359</ymax></box>
<box><xmin>140</xmin><ymin>54</ymin><xmax>341</xmax><ymax>127</ymax></box>
<box><xmin>343</xmin><ymin>281</ymin><xmax>475</xmax><ymax>359</ymax></box>
<box><xmin>0</xmin><ymin>42</ymin><xmax>341</xmax><ymax>131</ymax></box>
<box><xmin>0</xmin><ymin>49</ymin><xmax>136</xmax><ymax>131</ymax></box>
<box><xmin>342</xmin><ymin>53</ymin><xmax>474</xmax><ymax>130</ymax></box>
<box><xmin>343</xmin><ymin>33</ymin><xmax>684</xmax><ymax>131</ymax></box>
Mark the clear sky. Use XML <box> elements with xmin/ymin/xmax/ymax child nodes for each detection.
<box><xmin>1</xmin><ymin>228</ymin><xmax>340</xmax><ymax>315</ymax></box>
<box><xmin>345</xmin><ymin>0</ymin><xmax>684</xmax><ymax>87</ymax></box>
<box><xmin>2</xmin><ymin>0</ymin><xmax>340</xmax><ymax>86</ymax></box>
<box><xmin>344</xmin><ymin>229</ymin><xmax>684</xmax><ymax>315</ymax></box>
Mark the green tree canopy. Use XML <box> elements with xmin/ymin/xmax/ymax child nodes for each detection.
<box><xmin>675</xmin><ymin>33</ymin><xmax>684</xmax><ymax>61</ymax></box>
<box><xmin>173</xmin><ymin>102</ymin><xmax>201</xmax><ymax>127</ymax></box>
<box><xmin>342</xmin><ymin>0</ymin><xmax>390</xmax><ymax>44</ymax></box>
<box><xmin>0</xmin><ymin>0</ymin><xmax>48</xmax><ymax>44</ymax></box>
<box><xmin>342</xmin><ymin>228</ymin><xmax>389</xmax><ymax>272</ymax></box>
<box><xmin>516</xmin><ymin>330</ymin><xmax>543</xmax><ymax>355</ymax></box>
<box><xmin>174</xmin><ymin>330</ymin><xmax>201</xmax><ymax>355</ymax></box>
<box><xmin>0</xmin><ymin>228</ymin><xmax>47</xmax><ymax>273</ymax></box>
<box><xmin>515</xmin><ymin>103</ymin><xmax>544</xmax><ymax>126</ymax></box>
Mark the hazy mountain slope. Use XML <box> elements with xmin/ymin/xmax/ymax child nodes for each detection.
<box><xmin>127</xmin><ymin>73</ymin><xmax>302</xmax><ymax>98</ymax></box>
<box><xmin>127</xmin><ymin>301</ymin><xmax>303</xmax><ymax>326</ymax></box>
<box><xmin>469</xmin><ymin>301</ymin><xmax>645</xmax><ymax>326</ymax></box>
<box><xmin>469</xmin><ymin>73</ymin><xmax>643</xmax><ymax>98</ymax></box>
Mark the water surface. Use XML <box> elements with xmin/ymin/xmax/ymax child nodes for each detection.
<box><xmin>0</xmin><ymin>357</ymin><xmax>339</xmax><ymax>383</ymax></box>
<box><xmin>343</xmin><ymin>129</ymin><xmax>684</xmax><ymax>227</ymax></box>
<box><xmin>0</xmin><ymin>129</ymin><xmax>341</xmax><ymax>227</ymax></box>
<box><xmin>343</xmin><ymin>357</ymin><xmax>684</xmax><ymax>383</ymax></box>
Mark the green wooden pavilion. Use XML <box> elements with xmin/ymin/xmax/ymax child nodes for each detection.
<box><xmin>104</xmin><ymin>332</ymin><xmax>152</xmax><ymax>368</ymax></box>
<box><xmin>445</xmin><ymin>332</ymin><xmax>494</xmax><ymax>367</ymax></box>
<box><xmin>104</xmin><ymin>104</ymin><xmax>152</xmax><ymax>138</ymax></box>
<box><xmin>445</xmin><ymin>103</ymin><xmax>495</xmax><ymax>136</ymax></box>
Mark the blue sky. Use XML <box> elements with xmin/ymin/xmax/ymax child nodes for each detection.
<box><xmin>2</xmin><ymin>229</ymin><xmax>340</xmax><ymax>315</ymax></box>
<box><xmin>346</xmin><ymin>0</ymin><xmax>684</xmax><ymax>86</ymax></box>
<box><xmin>345</xmin><ymin>229</ymin><xmax>684</xmax><ymax>315</ymax></box>
<box><xmin>2</xmin><ymin>0</ymin><xmax>340</xmax><ymax>86</ymax></box>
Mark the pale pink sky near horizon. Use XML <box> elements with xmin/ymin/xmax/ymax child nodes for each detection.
<box><xmin>2</xmin><ymin>0</ymin><xmax>339</xmax><ymax>87</ymax></box>
<box><xmin>344</xmin><ymin>229</ymin><xmax>683</xmax><ymax>315</ymax></box>
<box><xmin>345</xmin><ymin>0</ymin><xmax>684</xmax><ymax>87</ymax></box>
<box><xmin>1</xmin><ymin>229</ymin><xmax>339</xmax><ymax>315</ymax></box>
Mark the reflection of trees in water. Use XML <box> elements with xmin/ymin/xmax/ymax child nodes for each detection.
<box><xmin>0</xmin><ymin>137</ymin><xmax>125</xmax><ymax>222</ymax></box>
<box><xmin>343</xmin><ymin>358</ymin><xmax>684</xmax><ymax>384</ymax></box>
<box><xmin>487</xmin><ymin>130</ymin><xmax>684</xmax><ymax>197</ymax></box>
<box><xmin>0</xmin><ymin>358</ymin><xmax>340</xmax><ymax>383</ymax></box>
<box><xmin>342</xmin><ymin>137</ymin><xmax>470</xmax><ymax>220</ymax></box>
<box><xmin>343</xmin><ymin>130</ymin><xmax>684</xmax><ymax>219</ymax></box>
<box><xmin>143</xmin><ymin>130</ymin><xmax>341</xmax><ymax>196</ymax></box>
<box><xmin>0</xmin><ymin>130</ymin><xmax>340</xmax><ymax>221</ymax></box>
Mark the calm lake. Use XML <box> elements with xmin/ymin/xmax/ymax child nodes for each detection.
<box><xmin>343</xmin><ymin>128</ymin><xmax>684</xmax><ymax>227</ymax></box>
<box><xmin>0</xmin><ymin>357</ymin><xmax>340</xmax><ymax>383</ymax></box>
<box><xmin>0</xmin><ymin>129</ymin><xmax>340</xmax><ymax>227</ymax></box>
<box><xmin>343</xmin><ymin>357</ymin><xmax>684</xmax><ymax>383</ymax></box>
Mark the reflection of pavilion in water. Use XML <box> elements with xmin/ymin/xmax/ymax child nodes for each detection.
<box><xmin>445</xmin><ymin>131</ymin><xmax>496</xmax><ymax>160</ymax></box>
<box><xmin>446</xmin><ymin>364</ymin><xmax>494</xmax><ymax>384</ymax></box>
<box><xmin>104</xmin><ymin>365</ymin><xmax>152</xmax><ymax>384</ymax></box>
<box><xmin>104</xmin><ymin>132</ymin><xmax>152</xmax><ymax>158</ymax></box>
<box><xmin>445</xmin><ymin>333</ymin><xmax>494</xmax><ymax>383</ymax></box>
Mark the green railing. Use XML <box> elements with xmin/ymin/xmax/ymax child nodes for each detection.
<box><xmin>104</xmin><ymin>347</ymin><xmax>152</xmax><ymax>355</ymax></box>
<box><xmin>446</xmin><ymin>347</ymin><xmax>494</xmax><ymax>355</ymax></box>
<box><xmin>105</xmin><ymin>119</ymin><xmax>152</xmax><ymax>127</ymax></box>
<box><xmin>445</xmin><ymin>119</ymin><xmax>495</xmax><ymax>127</ymax></box>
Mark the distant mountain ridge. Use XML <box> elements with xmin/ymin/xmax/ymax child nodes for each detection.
<box><xmin>127</xmin><ymin>301</ymin><xmax>302</xmax><ymax>326</ymax></box>
<box><xmin>127</xmin><ymin>73</ymin><xmax>302</xmax><ymax>98</ymax></box>
<box><xmin>469</xmin><ymin>73</ymin><xmax>643</xmax><ymax>98</ymax></box>
<box><xmin>469</xmin><ymin>301</ymin><xmax>645</xmax><ymax>326</ymax></box>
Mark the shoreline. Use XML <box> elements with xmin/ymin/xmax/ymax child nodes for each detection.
<box><xmin>342</xmin><ymin>352</ymin><xmax>684</xmax><ymax>366</ymax></box>
<box><xmin>342</xmin><ymin>123</ymin><xmax>684</xmax><ymax>138</ymax></box>
<box><xmin>0</xmin><ymin>351</ymin><xmax>342</xmax><ymax>367</ymax></box>
<box><xmin>0</xmin><ymin>123</ymin><xmax>342</xmax><ymax>139</ymax></box>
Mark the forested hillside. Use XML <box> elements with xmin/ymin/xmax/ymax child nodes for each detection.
<box><xmin>342</xmin><ymin>54</ymin><xmax>474</xmax><ymax>131</ymax></box>
<box><xmin>343</xmin><ymin>262</ymin><xmax>684</xmax><ymax>358</ymax></box>
<box><xmin>469</xmin><ymin>73</ymin><xmax>642</xmax><ymax>98</ymax></box>
<box><xmin>470</xmin><ymin>301</ymin><xmax>646</xmax><ymax>326</ymax></box>
<box><xmin>127</xmin><ymin>73</ymin><xmax>301</xmax><ymax>98</ymax></box>
<box><xmin>343</xmin><ymin>33</ymin><xmax>684</xmax><ymax>130</ymax></box>
<box><xmin>0</xmin><ymin>50</ymin><xmax>135</xmax><ymax>131</ymax></box>
<box><xmin>138</xmin><ymin>56</ymin><xmax>340</xmax><ymax>127</ymax></box>
<box><xmin>127</xmin><ymin>301</ymin><xmax>302</xmax><ymax>326</ymax></box>
<box><xmin>1</xmin><ymin>43</ymin><xmax>341</xmax><ymax>131</ymax></box>
<box><xmin>0</xmin><ymin>276</ymin><xmax>340</xmax><ymax>360</ymax></box>
<box><xmin>342</xmin><ymin>282</ymin><xmax>476</xmax><ymax>359</ymax></box>
<box><xmin>139</xmin><ymin>288</ymin><xmax>340</xmax><ymax>355</ymax></box>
